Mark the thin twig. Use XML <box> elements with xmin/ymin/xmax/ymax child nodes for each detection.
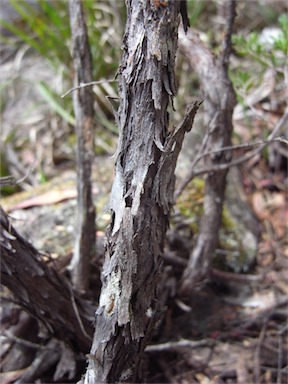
<box><xmin>146</xmin><ymin>339</ymin><xmax>213</xmax><ymax>353</ymax></box>
<box><xmin>4</xmin><ymin>145</ymin><xmax>36</xmax><ymax>187</ymax></box>
<box><xmin>175</xmin><ymin>108</ymin><xmax>288</xmax><ymax>200</ymax></box>
<box><xmin>164</xmin><ymin>251</ymin><xmax>188</xmax><ymax>268</ymax></box>
<box><xmin>197</xmin><ymin>137</ymin><xmax>287</xmax><ymax>162</ymax></box>
<box><xmin>165</xmin><ymin>250</ymin><xmax>264</xmax><ymax>283</ymax></box>
<box><xmin>0</xmin><ymin>175</ymin><xmax>16</xmax><ymax>186</ymax></box>
<box><xmin>210</xmin><ymin>268</ymin><xmax>264</xmax><ymax>283</ymax></box>
<box><xmin>69</xmin><ymin>285</ymin><xmax>92</xmax><ymax>341</ymax></box>
<box><xmin>0</xmin><ymin>165</ymin><xmax>35</xmax><ymax>187</ymax></box>
<box><xmin>174</xmin><ymin>113</ymin><xmax>217</xmax><ymax>199</ymax></box>
<box><xmin>277</xmin><ymin>324</ymin><xmax>287</xmax><ymax>384</ymax></box>
<box><xmin>61</xmin><ymin>78</ymin><xmax>117</xmax><ymax>98</ymax></box>
<box><xmin>2</xmin><ymin>330</ymin><xmax>56</xmax><ymax>350</ymax></box>
<box><xmin>253</xmin><ymin>319</ymin><xmax>269</xmax><ymax>384</ymax></box>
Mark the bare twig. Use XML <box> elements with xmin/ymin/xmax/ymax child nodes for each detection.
<box><xmin>2</xmin><ymin>330</ymin><xmax>56</xmax><ymax>350</ymax></box>
<box><xmin>210</xmin><ymin>268</ymin><xmax>264</xmax><ymax>283</ymax></box>
<box><xmin>3</xmin><ymin>144</ymin><xmax>36</xmax><ymax>188</ymax></box>
<box><xmin>0</xmin><ymin>175</ymin><xmax>16</xmax><ymax>186</ymax></box>
<box><xmin>146</xmin><ymin>339</ymin><xmax>213</xmax><ymax>353</ymax></box>
<box><xmin>197</xmin><ymin>137</ymin><xmax>287</xmax><ymax>162</ymax></box>
<box><xmin>253</xmin><ymin>319</ymin><xmax>269</xmax><ymax>384</ymax></box>
<box><xmin>0</xmin><ymin>165</ymin><xmax>35</xmax><ymax>187</ymax></box>
<box><xmin>68</xmin><ymin>285</ymin><xmax>92</xmax><ymax>341</ymax></box>
<box><xmin>277</xmin><ymin>324</ymin><xmax>287</xmax><ymax>384</ymax></box>
<box><xmin>164</xmin><ymin>250</ymin><xmax>264</xmax><ymax>284</ymax></box>
<box><xmin>175</xmin><ymin>108</ymin><xmax>288</xmax><ymax>200</ymax></box>
<box><xmin>61</xmin><ymin>78</ymin><xmax>117</xmax><ymax>98</ymax></box>
<box><xmin>164</xmin><ymin>251</ymin><xmax>188</xmax><ymax>268</ymax></box>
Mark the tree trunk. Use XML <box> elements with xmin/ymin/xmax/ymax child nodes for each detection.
<box><xmin>0</xmin><ymin>206</ymin><xmax>94</xmax><ymax>353</ymax></box>
<box><xmin>68</xmin><ymin>0</ymin><xmax>96</xmax><ymax>293</ymax></box>
<box><xmin>83</xmin><ymin>1</ymin><xmax>199</xmax><ymax>382</ymax></box>
<box><xmin>180</xmin><ymin>0</ymin><xmax>237</xmax><ymax>291</ymax></box>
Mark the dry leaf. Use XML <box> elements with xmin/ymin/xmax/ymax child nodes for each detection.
<box><xmin>8</xmin><ymin>189</ymin><xmax>77</xmax><ymax>211</ymax></box>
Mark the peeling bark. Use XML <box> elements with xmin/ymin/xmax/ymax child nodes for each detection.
<box><xmin>83</xmin><ymin>1</ymin><xmax>199</xmax><ymax>382</ymax></box>
<box><xmin>68</xmin><ymin>0</ymin><xmax>96</xmax><ymax>292</ymax></box>
<box><xmin>179</xmin><ymin>0</ymin><xmax>237</xmax><ymax>291</ymax></box>
<box><xmin>0</xmin><ymin>206</ymin><xmax>94</xmax><ymax>353</ymax></box>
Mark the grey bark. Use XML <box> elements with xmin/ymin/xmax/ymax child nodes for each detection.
<box><xmin>83</xmin><ymin>1</ymin><xmax>199</xmax><ymax>382</ymax></box>
<box><xmin>180</xmin><ymin>0</ymin><xmax>237</xmax><ymax>291</ymax></box>
<box><xmin>0</xmin><ymin>206</ymin><xmax>94</xmax><ymax>353</ymax></box>
<box><xmin>68</xmin><ymin>0</ymin><xmax>96</xmax><ymax>292</ymax></box>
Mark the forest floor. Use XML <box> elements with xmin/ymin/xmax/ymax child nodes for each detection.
<box><xmin>1</xmin><ymin>2</ymin><xmax>287</xmax><ymax>383</ymax></box>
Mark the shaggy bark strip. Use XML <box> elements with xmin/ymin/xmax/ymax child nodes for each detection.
<box><xmin>84</xmin><ymin>1</ymin><xmax>199</xmax><ymax>382</ymax></box>
<box><xmin>0</xmin><ymin>206</ymin><xmax>94</xmax><ymax>354</ymax></box>
<box><xmin>179</xmin><ymin>0</ymin><xmax>237</xmax><ymax>291</ymax></box>
<box><xmin>68</xmin><ymin>0</ymin><xmax>96</xmax><ymax>292</ymax></box>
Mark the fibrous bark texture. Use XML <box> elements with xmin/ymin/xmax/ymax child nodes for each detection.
<box><xmin>180</xmin><ymin>0</ymin><xmax>237</xmax><ymax>291</ymax></box>
<box><xmin>84</xmin><ymin>1</ymin><xmax>199</xmax><ymax>382</ymax></box>
<box><xmin>68</xmin><ymin>0</ymin><xmax>96</xmax><ymax>292</ymax></box>
<box><xmin>0</xmin><ymin>206</ymin><xmax>94</xmax><ymax>353</ymax></box>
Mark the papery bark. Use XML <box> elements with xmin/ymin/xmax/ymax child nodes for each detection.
<box><xmin>83</xmin><ymin>1</ymin><xmax>199</xmax><ymax>382</ymax></box>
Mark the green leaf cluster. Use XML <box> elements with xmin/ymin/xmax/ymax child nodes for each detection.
<box><xmin>0</xmin><ymin>0</ymin><xmax>125</xmax><ymax>165</ymax></box>
<box><xmin>0</xmin><ymin>0</ymin><xmax>70</xmax><ymax>70</ymax></box>
<box><xmin>0</xmin><ymin>0</ymin><xmax>124</xmax><ymax>77</ymax></box>
<box><xmin>230</xmin><ymin>14</ymin><xmax>286</xmax><ymax>107</ymax></box>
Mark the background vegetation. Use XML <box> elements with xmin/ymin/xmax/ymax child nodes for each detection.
<box><xmin>0</xmin><ymin>1</ymin><xmax>287</xmax><ymax>383</ymax></box>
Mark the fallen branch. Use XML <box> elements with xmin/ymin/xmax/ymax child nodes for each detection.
<box><xmin>0</xmin><ymin>205</ymin><xmax>94</xmax><ymax>353</ymax></box>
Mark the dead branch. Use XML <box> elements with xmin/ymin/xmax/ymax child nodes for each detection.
<box><xmin>0</xmin><ymin>205</ymin><xmax>94</xmax><ymax>353</ymax></box>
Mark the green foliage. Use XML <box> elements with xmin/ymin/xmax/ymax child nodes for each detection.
<box><xmin>0</xmin><ymin>0</ymin><xmax>125</xmax><ymax>161</ymax></box>
<box><xmin>232</xmin><ymin>18</ymin><xmax>287</xmax><ymax>68</ymax></box>
<box><xmin>36</xmin><ymin>82</ymin><xmax>75</xmax><ymax>125</ymax></box>
<box><xmin>187</xmin><ymin>0</ymin><xmax>209</xmax><ymax>27</ymax></box>
<box><xmin>0</xmin><ymin>0</ymin><xmax>70</xmax><ymax>70</ymax></box>
<box><xmin>275</xmin><ymin>14</ymin><xmax>288</xmax><ymax>54</ymax></box>
<box><xmin>230</xmin><ymin>14</ymin><xmax>286</xmax><ymax>106</ymax></box>
<box><xmin>232</xmin><ymin>15</ymin><xmax>287</xmax><ymax>67</ymax></box>
<box><xmin>0</xmin><ymin>0</ymin><xmax>124</xmax><ymax>77</ymax></box>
